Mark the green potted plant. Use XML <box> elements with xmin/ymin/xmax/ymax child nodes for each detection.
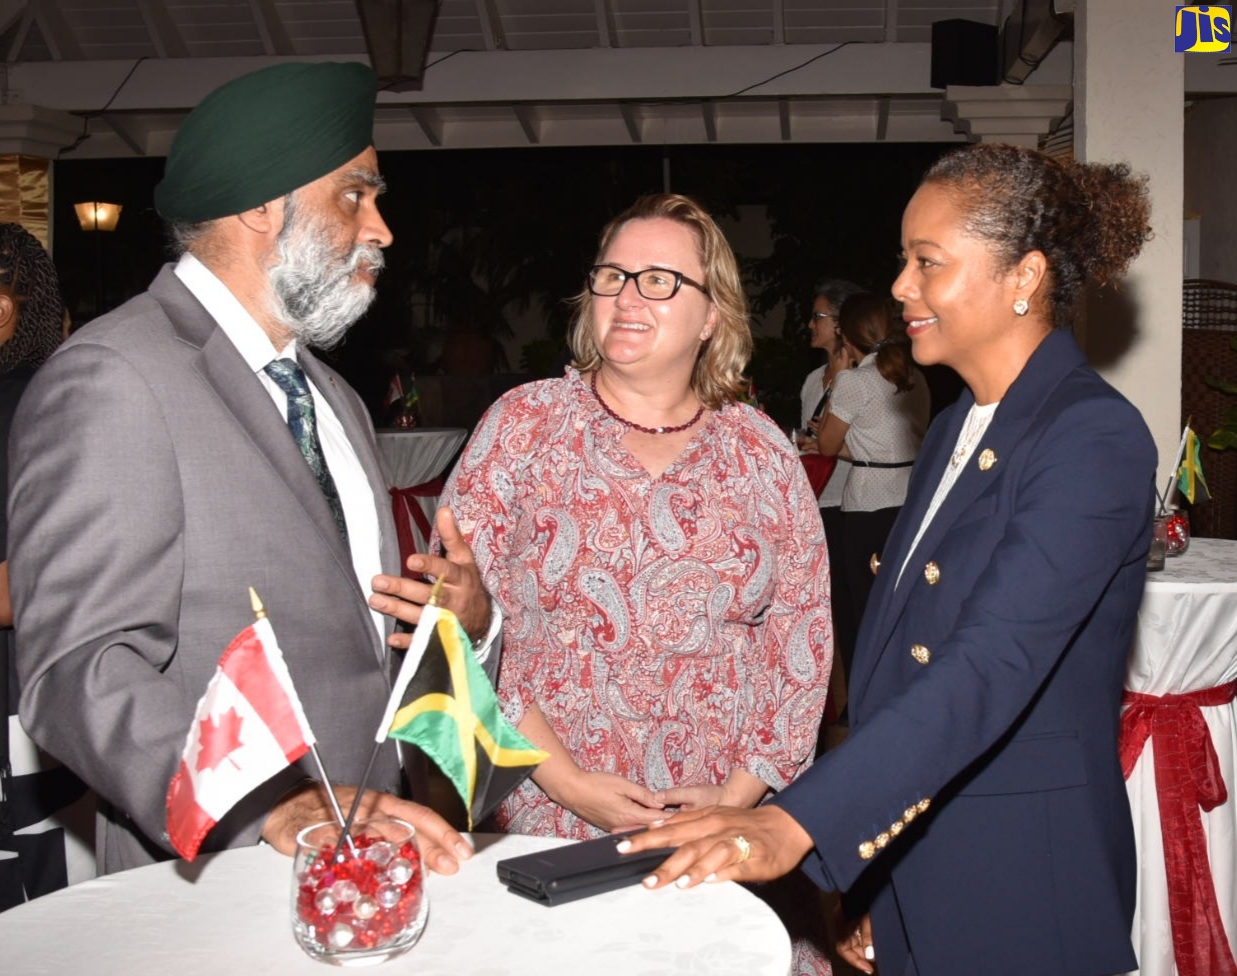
<box><xmin>1206</xmin><ymin>336</ymin><xmax>1237</xmax><ymax>451</ymax></box>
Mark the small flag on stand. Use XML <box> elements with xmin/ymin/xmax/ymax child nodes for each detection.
<box><xmin>166</xmin><ymin>591</ymin><xmax>316</xmax><ymax>861</ymax></box>
<box><xmin>379</xmin><ymin>601</ymin><xmax>546</xmax><ymax>829</ymax></box>
<box><xmin>1177</xmin><ymin>426</ymin><xmax>1211</xmax><ymax>505</ymax></box>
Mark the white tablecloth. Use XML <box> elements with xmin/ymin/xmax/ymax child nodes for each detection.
<box><xmin>377</xmin><ymin>429</ymin><xmax>468</xmax><ymax>557</ymax></box>
<box><xmin>1125</xmin><ymin>538</ymin><xmax>1237</xmax><ymax>976</ymax></box>
<box><xmin>0</xmin><ymin>833</ymin><xmax>791</xmax><ymax>975</ymax></box>
<box><xmin>376</xmin><ymin>428</ymin><xmax>468</xmax><ymax>489</ymax></box>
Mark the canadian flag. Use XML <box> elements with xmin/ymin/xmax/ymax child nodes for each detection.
<box><xmin>166</xmin><ymin>615</ymin><xmax>316</xmax><ymax>860</ymax></box>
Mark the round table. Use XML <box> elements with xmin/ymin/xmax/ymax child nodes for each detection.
<box><xmin>376</xmin><ymin>428</ymin><xmax>469</xmax><ymax>563</ymax></box>
<box><xmin>1123</xmin><ymin>537</ymin><xmax>1237</xmax><ymax>976</ymax></box>
<box><xmin>376</xmin><ymin>428</ymin><xmax>468</xmax><ymax>490</ymax></box>
<box><xmin>0</xmin><ymin>833</ymin><xmax>792</xmax><ymax>975</ymax></box>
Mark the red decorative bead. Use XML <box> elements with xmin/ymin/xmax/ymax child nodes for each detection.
<box><xmin>1165</xmin><ymin>511</ymin><xmax>1190</xmax><ymax>555</ymax></box>
<box><xmin>295</xmin><ymin>832</ymin><xmax>424</xmax><ymax>953</ymax></box>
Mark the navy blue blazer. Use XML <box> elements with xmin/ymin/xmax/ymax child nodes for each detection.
<box><xmin>773</xmin><ymin>329</ymin><xmax>1155</xmax><ymax>976</ymax></box>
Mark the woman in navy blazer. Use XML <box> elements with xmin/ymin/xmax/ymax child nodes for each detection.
<box><xmin>624</xmin><ymin>144</ymin><xmax>1157</xmax><ymax>976</ymax></box>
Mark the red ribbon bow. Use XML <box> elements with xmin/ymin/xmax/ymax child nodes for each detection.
<box><xmin>389</xmin><ymin>478</ymin><xmax>445</xmax><ymax>578</ymax></box>
<box><xmin>1120</xmin><ymin>680</ymin><xmax>1237</xmax><ymax>976</ymax></box>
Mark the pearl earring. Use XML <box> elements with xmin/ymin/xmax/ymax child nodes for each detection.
<box><xmin>1013</xmin><ymin>298</ymin><xmax>1029</xmax><ymax>316</ymax></box>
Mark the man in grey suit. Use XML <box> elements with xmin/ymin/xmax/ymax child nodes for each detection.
<box><xmin>7</xmin><ymin>62</ymin><xmax>496</xmax><ymax>875</ymax></box>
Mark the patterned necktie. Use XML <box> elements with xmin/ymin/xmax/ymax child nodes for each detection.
<box><xmin>264</xmin><ymin>358</ymin><xmax>349</xmax><ymax>541</ymax></box>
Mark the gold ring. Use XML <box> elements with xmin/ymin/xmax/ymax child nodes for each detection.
<box><xmin>732</xmin><ymin>835</ymin><xmax>752</xmax><ymax>863</ymax></box>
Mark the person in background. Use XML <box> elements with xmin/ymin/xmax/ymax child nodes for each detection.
<box><xmin>624</xmin><ymin>142</ymin><xmax>1156</xmax><ymax>976</ymax></box>
<box><xmin>796</xmin><ymin>278</ymin><xmax>862</xmax><ymax>737</ymax></box>
<box><xmin>818</xmin><ymin>293</ymin><xmax>929</xmax><ymax>700</ymax></box>
<box><xmin>438</xmin><ymin>193</ymin><xmax>834</xmax><ymax>974</ymax></box>
<box><xmin>8</xmin><ymin>62</ymin><xmax>495</xmax><ymax>878</ymax></box>
<box><xmin>0</xmin><ymin>224</ymin><xmax>94</xmax><ymax>910</ymax></box>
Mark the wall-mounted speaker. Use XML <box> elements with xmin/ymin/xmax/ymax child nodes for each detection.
<box><xmin>930</xmin><ymin>19</ymin><xmax>1001</xmax><ymax>89</ymax></box>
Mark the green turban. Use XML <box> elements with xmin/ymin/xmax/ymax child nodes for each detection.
<box><xmin>154</xmin><ymin>61</ymin><xmax>378</xmax><ymax>224</ymax></box>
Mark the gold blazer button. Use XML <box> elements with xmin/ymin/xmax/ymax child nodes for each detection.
<box><xmin>923</xmin><ymin>561</ymin><xmax>941</xmax><ymax>585</ymax></box>
<box><xmin>869</xmin><ymin>552</ymin><xmax>881</xmax><ymax>575</ymax></box>
<box><xmin>978</xmin><ymin>448</ymin><xmax>997</xmax><ymax>471</ymax></box>
<box><xmin>910</xmin><ymin>644</ymin><xmax>932</xmax><ymax>665</ymax></box>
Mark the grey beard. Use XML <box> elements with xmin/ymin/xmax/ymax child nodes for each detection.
<box><xmin>268</xmin><ymin>197</ymin><xmax>384</xmax><ymax>351</ymax></box>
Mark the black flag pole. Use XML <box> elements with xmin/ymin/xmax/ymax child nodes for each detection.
<box><xmin>337</xmin><ymin>578</ymin><xmax>447</xmax><ymax>857</ymax></box>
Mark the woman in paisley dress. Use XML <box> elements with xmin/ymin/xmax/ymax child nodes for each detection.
<box><xmin>438</xmin><ymin>193</ymin><xmax>833</xmax><ymax>973</ymax></box>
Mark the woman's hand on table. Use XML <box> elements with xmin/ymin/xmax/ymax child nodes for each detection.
<box><xmin>616</xmin><ymin>804</ymin><xmax>813</xmax><ymax>887</ymax></box>
<box><xmin>834</xmin><ymin>908</ymin><xmax>876</xmax><ymax>974</ymax></box>
<box><xmin>260</xmin><ymin>782</ymin><xmax>475</xmax><ymax>875</ymax></box>
<box><xmin>369</xmin><ymin>505</ymin><xmax>493</xmax><ymax>642</ymax></box>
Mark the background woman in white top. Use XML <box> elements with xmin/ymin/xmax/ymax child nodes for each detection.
<box><xmin>816</xmin><ymin>293</ymin><xmax>929</xmax><ymax>687</ymax></box>
<box><xmin>797</xmin><ymin>278</ymin><xmax>861</xmax><ymax>732</ymax></box>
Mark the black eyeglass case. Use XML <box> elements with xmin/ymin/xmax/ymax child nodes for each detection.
<box><xmin>496</xmin><ymin>832</ymin><xmax>675</xmax><ymax>907</ymax></box>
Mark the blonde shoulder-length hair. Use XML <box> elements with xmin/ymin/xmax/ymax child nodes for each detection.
<box><xmin>567</xmin><ymin>193</ymin><xmax>752</xmax><ymax>410</ymax></box>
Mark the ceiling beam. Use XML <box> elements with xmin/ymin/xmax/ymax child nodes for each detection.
<box><xmin>12</xmin><ymin>44</ymin><xmax>1045</xmax><ymax>111</ymax></box>
<box><xmin>875</xmin><ymin>94</ymin><xmax>890</xmax><ymax>140</ymax></box>
<box><xmin>100</xmin><ymin>113</ymin><xmax>145</xmax><ymax>155</ymax></box>
<box><xmin>0</xmin><ymin>0</ymin><xmax>25</xmax><ymax>37</ymax></box>
<box><xmin>593</xmin><ymin>0</ymin><xmax>613</xmax><ymax>48</ymax></box>
<box><xmin>4</xmin><ymin>2</ymin><xmax>34</xmax><ymax>62</ymax></box>
<box><xmin>135</xmin><ymin>0</ymin><xmax>189</xmax><ymax>59</ymax></box>
<box><xmin>410</xmin><ymin>105</ymin><xmax>442</xmax><ymax>145</ymax></box>
<box><xmin>686</xmin><ymin>0</ymin><xmax>703</xmax><ymax>46</ymax></box>
<box><xmin>33</xmin><ymin>0</ymin><xmax>83</xmax><ymax>61</ymax></box>
<box><xmin>777</xmin><ymin>98</ymin><xmax>790</xmax><ymax>140</ymax></box>
<box><xmin>473</xmin><ymin>0</ymin><xmax>504</xmax><ymax>51</ymax></box>
<box><xmin>248</xmin><ymin>0</ymin><xmax>294</xmax><ymax>56</ymax></box>
<box><xmin>619</xmin><ymin>102</ymin><xmax>641</xmax><ymax>143</ymax></box>
<box><xmin>513</xmin><ymin>104</ymin><xmax>539</xmax><ymax>144</ymax></box>
<box><xmin>701</xmin><ymin>100</ymin><xmax>717</xmax><ymax>142</ymax></box>
<box><xmin>771</xmin><ymin>0</ymin><xmax>784</xmax><ymax>45</ymax></box>
<box><xmin>884</xmin><ymin>0</ymin><xmax>898</xmax><ymax>43</ymax></box>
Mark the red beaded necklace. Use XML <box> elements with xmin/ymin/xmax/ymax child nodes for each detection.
<box><xmin>590</xmin><ymin>371</ymin><xmax>705</xmax><ymax>435</ymax></box>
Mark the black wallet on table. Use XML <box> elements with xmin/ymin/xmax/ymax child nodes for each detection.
<box><xmin>496</xmin><ymin>832</ymin><xmax>675</xmax><ymax>906</ymax></box>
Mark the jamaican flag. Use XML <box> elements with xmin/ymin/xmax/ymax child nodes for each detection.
<box><xmin>1177</xmin><ymin>426</ymin><xmax>1211</xmax><ymax>504</ymax></box>
<box><xmin>379</xmin><ymin>603</ymin><xmax>546</xmax><ymax>828</ymax></box>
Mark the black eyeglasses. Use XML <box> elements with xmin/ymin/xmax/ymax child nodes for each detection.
<box><xmin>588</xmin><ymin>265</ymin><xmax>709</xmax><ymax>301</ymax></box>
<box><xmin>811</xmin><ymin>311</ymin><xmax>838</xmax><ymax>322</ymax></box>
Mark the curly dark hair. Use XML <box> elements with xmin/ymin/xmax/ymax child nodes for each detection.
<box><xmin>837</xmin><ymin>293</ymin><xmax>917</xmax><ymax>393</ymax></box>
<box><xmin>0</xmin><ymin>223</ymin><xmax>63</xmax><ymax>372</ymax></box>
<box><xmin>922</xmin><ymin>144</ymin><xmax>1152</xmax><ymax>327</ymax></box>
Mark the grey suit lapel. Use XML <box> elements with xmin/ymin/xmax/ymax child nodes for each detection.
<box><xmin>146</xmin><ymin>267</ymin><xmax>359</xmax><ymax>579</ymax></box>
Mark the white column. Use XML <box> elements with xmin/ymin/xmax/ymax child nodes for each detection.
<box><xmin>1075</xmin><ymin>0</ymin><xmax>1184</xmax><ymax>493</ymax></box>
